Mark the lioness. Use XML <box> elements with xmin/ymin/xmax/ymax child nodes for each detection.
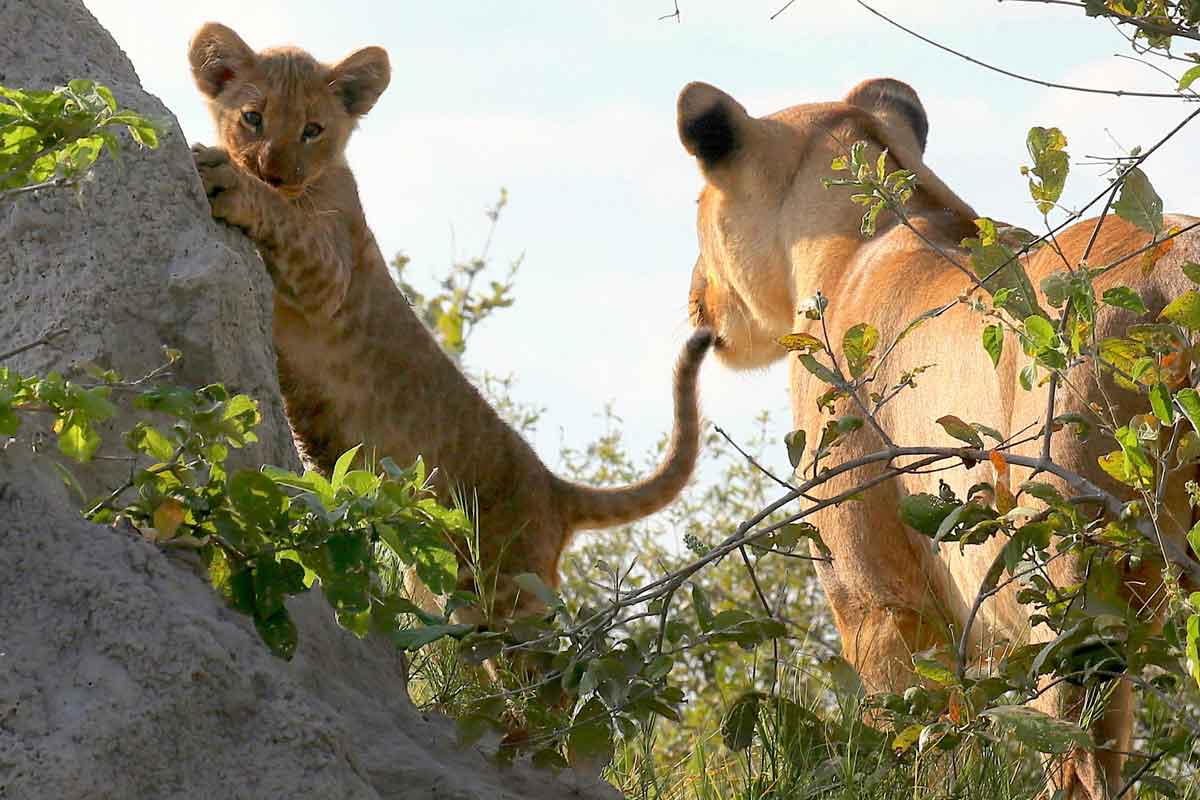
<box><xmin>679</xmin><ymin>77</ymin><xmax>1198</xmax><ymax>799</ymax></box>
<box><xmin>186</xmin><ymin>22</ymin><xmax>712</xmax><ymax>623</ymax></box>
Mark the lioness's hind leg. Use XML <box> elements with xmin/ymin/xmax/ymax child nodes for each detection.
<box><xmin>1032</xmin><ymin>677</ymin><xmax>1132</xmax><ymax>800</ymax></box>
<box><xmin>839</xmin><ymin>602</ymin><xmax>948</xmax><ymax>692</ymax></box>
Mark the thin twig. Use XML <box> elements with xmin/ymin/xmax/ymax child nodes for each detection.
<box><xmin>1114</xmin><ymin>749</ymin><xmax>1169</xmax><ymax>799</ymax></box>
<box><xmin>857</xmin><ymin>1</ymin><xmax>1186</xmax><ymax>99</ymax></box>
<box><xmin>0</xmin><ymin>326</ymin><xmax>69</xmax><ymax>362</ymax></box>
<box><xmin>770</xmin><ymin>0</ymin><xmax>797</xmax><ymax>20</ymax></box>
<box><xmin>1002</xmin><ymin>0</ymin><xmax>1200</xmax><ymax>44</ymax></box>
<box><xmin>713</xmin><ymin>424</ymin><xmax>807</xmax><ymax>495</ymax></box>
<box><xmin>0</xmin><ymin>176</ymin><xmax>84</xmax><ymax>201</ymax></box>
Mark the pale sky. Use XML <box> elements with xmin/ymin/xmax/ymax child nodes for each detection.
<box><xmin>85</xmin><ymin>0</ymin><xmax>1200</xmax><ymax>477</ymax></box>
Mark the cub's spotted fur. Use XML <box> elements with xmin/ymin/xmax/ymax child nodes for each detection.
<box><xmin>188</xmin><ymin>23</ymin><xmax>711</xmax><ymax>620</ymax></box>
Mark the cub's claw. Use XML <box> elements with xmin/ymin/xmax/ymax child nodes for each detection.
<box><xmin>192</xmin><ymin>143</ymin><xmax>252</xmax><ymax>229</ymax></box>
<box><xmin>192</xmin><ymin>144</ymin><xmax>237</xmax><ymax>198</ymax></box>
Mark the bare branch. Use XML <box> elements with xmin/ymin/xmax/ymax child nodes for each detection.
<box><xmin>857</xmin><ymin>0</ymin><xmax>1187</xmax><ymax>99</ymax></box>
<box><xmin>1002</xmin><ymin>0</ymin><xmax>1200</xmax><ymax>44</ymax></box>
<box><xmin>770</xmin><ymin>0</ymin><xmax>798</xmax><ymax>20</ymax></box>
<box><xmin>0</xmin><ymin>326</ymin><xmax>69</xmax><ymax>362</ymax></box>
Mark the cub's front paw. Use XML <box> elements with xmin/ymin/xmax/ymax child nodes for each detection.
<box><xmin>191</xmin><ymin>143</ymin><xmax>256</xmax><ymax>232</ymax></box>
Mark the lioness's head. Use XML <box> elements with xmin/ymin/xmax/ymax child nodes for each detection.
<box><xmin>679</xmin><ymin>79</ymin><xmax>974</xmax><ymax>368</ymax></box>
<box><xmin>189</xmin><ymin>23</ymin><xmax>390</xmax><ymax>198</ymax></box>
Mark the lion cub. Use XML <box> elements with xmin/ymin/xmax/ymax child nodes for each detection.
<box><xmin>188</xmin><ymin>23</ymin><xmax>711</xmax><ymax>621</ymax></box>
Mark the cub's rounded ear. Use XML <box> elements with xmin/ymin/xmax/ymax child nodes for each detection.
<box><xmin>677</xmin><ymin>82</ymin><xmax>752</xmax><ymax>171</ymax></box>
<box><xmin>189</xmin><ymin>22</ymin><xmax>257</xmax><ymax>99</ymax></box>
<box><xmin>329</xmin><ymin>47</ymin><xmax>391</xmax><ymax>117</ymax></box>
<box><xmin>845</xmin><ymin>78</ymin><xmax>928</xmax><ymax>154</ymax></box>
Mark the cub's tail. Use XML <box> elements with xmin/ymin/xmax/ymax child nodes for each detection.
<box><xmin>554</xmin><ymin>328</ymin><xmax>713</xmax><ymax>531</ymax></box>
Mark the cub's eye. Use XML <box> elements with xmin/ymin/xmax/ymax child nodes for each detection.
<box><xmin>241</xmin><ymin>110</ymin><xmax>262</xmax><ymax>128</ymax></box>
<box><xmin>302</xmin><ymin>122</ymin><xmax>324</xmax><ymax>141</ymax></box>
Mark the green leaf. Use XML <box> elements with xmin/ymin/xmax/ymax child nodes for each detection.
<box><xmin>1019</xmin><ymin>364</ymin><xmax>1037</xmax><ymax>391</ymax></box>
<box><xmin>1023</xmin><ymin>126</ymin><xmax>1069</xmax><ymax>216</ymax></box>
<box><xmin>1114</xmin><ymin>424</ymin><xmax>1155</xmax><ymax>488</ymax></box>
<box><xmin>721</xmin><ymin>691</ymin><xmax>763</xmax><ymax>751</ymax></box>
<box><xmin>1101</xmin><ymin>286</ymin><xmax>1148</xmax><ymax>315</ymax></box>
<box><xmin>512</xmin><ymin>572</ymin><xmax>561</xmax><ymax>609</ymax></box>
<box><xmin>1178</xmin><ymin>388</ymin><xmax>1200</xmax><ymax>434</ymax></box>
<box><xmin>567</xmin><ymin>697</ymin><xmax>614</xmax><ymax>770</ymax></box>
<box><xmin>842</xmin><ymin>322</ymin><xmax>879</xmax><ymax>379</ymax></box>
<box><xmin>390</xmin><ymin>623</ymin><xmax>475</xmax><ymax>651</ymax></box>
<box><xmin>935</xmin><ymin>415</ymin><xmax>984</xmax><ymax>449</ymax></box>
<box><xmin>821</xmin><ymin>656</ymin><xmax>865</xmax><ymax>698</ymax></box>
<box><xmin>1150</xmin><ymin>383</ymin><xmax>1174</xmax><ymax>426</ymax></box>
<box><xmin>1019</xmin><ymin>481</ymin><xmax>1065</xmax><ymax>508</ymax></box>
<box><xmin>900</xmin><ymin>493</ymin><xmax>958</xmax><ymax>537</ymax></box>
<box><xmin>1023</xmin><ymin>315</ymin><xmax>1058</xmax><ymax>350</ymax></box>
<box><xmin>982</xmin><ymin>324</ymin><xmax>1003</xmax><ymax>368</ymax></box>
<box><xmin>1111</xmin><ymin>167</ymin><xmax>1163</xmax><ymax>236</ymax></box>
<box><xmin>981</xmin><ymin>705</ymin><xmax>1091</xmax><ymax>754</ymax></box>
<box><xmin>229</xmin><ymin>470</ymin><xmax>287</xmax><ymax>530</ymax></box>
<box><xmin>797</xmin><ymin>353</ymin><xmax>842</xmax><ymax>387</ymax></box>
<box><xmin>692</xmin><ymin>583</ymin><xmax>715</xmax><ymax>631</ymax></box>
<box><xmin>127</xmin><ymin>422</ymin><xmax>174</xmax><ymax>462</ymax></box>
<box><xmin>783</xmin><ymin>429</ymin><xmax>806</xmax><ymax>469</ymax></box>
<box><xmin>1035</xmin><ymin>347</ymin><xmax>1066</xmax><ymax>370</ymax></box>
<box><xmin>1161</xmin><ymin>290</ymin><xmax>1200</xmax><ymax>330</ymax></box>
<box><xmin>815</xmin><ymin>415</ymin><xmax>863</xmax><ymax>457</ymax></box>
<box><xmin>913</xmin><ymin>657</ymin><xmax>957</xmax><ymax>685</ymax></box>
<box><xmin>1180</xmin><ymin>64</ymin><xmax>1200</xmax><ymax>91</ymax></box>
<box><xmin>973</xmin><ymin>422</ymin><xmax>1005</xmax><ymax>443</ymax></box>
<box><xmin>1054</xmin><ymin>412</ymin><xmax>1092</xmax><ymax>440</ymax></box>
<box><xmin>330</xmin><ymin>444</ymin><xmax>361</xmax><ymax>492</ymax></box>
<box><xmin>1182</xmin><ymin>261</ymin><xmax>1200</xmax><ymax>284</ymax></box>
<box><xmin>57</xmin><ymin>419</ymin><xmax>100</xmax><ymax>462</ymax></box>
<box><xmin>964</xmin><ymin>219</ymin><xmax>1043</xmax><ymax>320</ymax></box>
<box><xmin>1040</xmin><ymin>272</ymin><xmax>1071</xmax><ymax>309</ymax></box>
<box><xmin>254</xmin><ymin>608</ymin><xmax>298</xmax><ymax>660</ymax></box>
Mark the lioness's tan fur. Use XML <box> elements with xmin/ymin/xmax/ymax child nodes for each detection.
<box><xmin>186</xmin><ymin>23</ymin><xmax>712</xmax><ymax>621</ymax></box>
<box><xmin>679</xmin><ymin>77</ymin><xmax>1198</xmax><ymax>799</ymax></box>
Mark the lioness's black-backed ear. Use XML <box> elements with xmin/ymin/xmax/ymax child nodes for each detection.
<box><xmin>189</xmin><ymin>22</ymin><xmax>257</xmax><ymax>99</ymax></box>
<box><xmin>329</xmin><ymin>47</ymin><xmax>391</xmax><ymax>117</ymax></box>
<box><xmin>677</xmin><ymin>82</ymin><xmax>751</xmax><ymax>169</ymax></box>
<box><xmin>845</xmin><ymin>78</ymin><xmax>928</xmax><ymax>153</ymax></box>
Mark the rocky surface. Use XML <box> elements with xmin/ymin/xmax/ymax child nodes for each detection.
<box><xmin>0</xmin><ymin>2</ymin><xmax>620</xmax><ymax>798</ymax></box>
<box><xmin>0</xmin><ymin>0</ymin><xmax>298</xmax><ymax>488</ymax></box>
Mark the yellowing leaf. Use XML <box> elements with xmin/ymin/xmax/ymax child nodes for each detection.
<box><xmin>1161</xmin><ymin>290</ymin><xmax>1200</xmax><ymax>330</ymax></box>
<box><xmin>843</xmin><ymin>322</ymin><xmax>880</xmax><ymax>379</ymax></box>
<box><xmin>1022</xmin><ymin>127</ymin><xmax>1069</xmax><ymax>217</ymax></box>
<box><xmin>935</xmin><ymin>415</ymin><xmax>984</xmax><ymax>449</ymax></box>
<box><xmin>1140</xmin><ymin>234</ymin><xmax>1175</xmax><ymax>275</ymax></box>
<box><xmin>778</xmin><ymin>332</ymin><xmax>824</xmax><ymax>353</ymax></box>
<box><xmin>990</xmin><ymin>451</ymin><xmax>1014</xmax><ymax>514</ymax></box>
<box><xmin>893</xmin><ymin>724</ymin><xmax>925</xmax><ymax>753</ymax></box>
<box><xmin>153</xmin><ymin>498</ymin><xmax>185</xmax><ymax>540</ymax></box>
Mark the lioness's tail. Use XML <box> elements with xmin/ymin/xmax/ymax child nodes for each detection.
<box><xmin>554</xmin><ymin>328</ymin><xmax>713</xmax><ymax>531</ymax></box>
